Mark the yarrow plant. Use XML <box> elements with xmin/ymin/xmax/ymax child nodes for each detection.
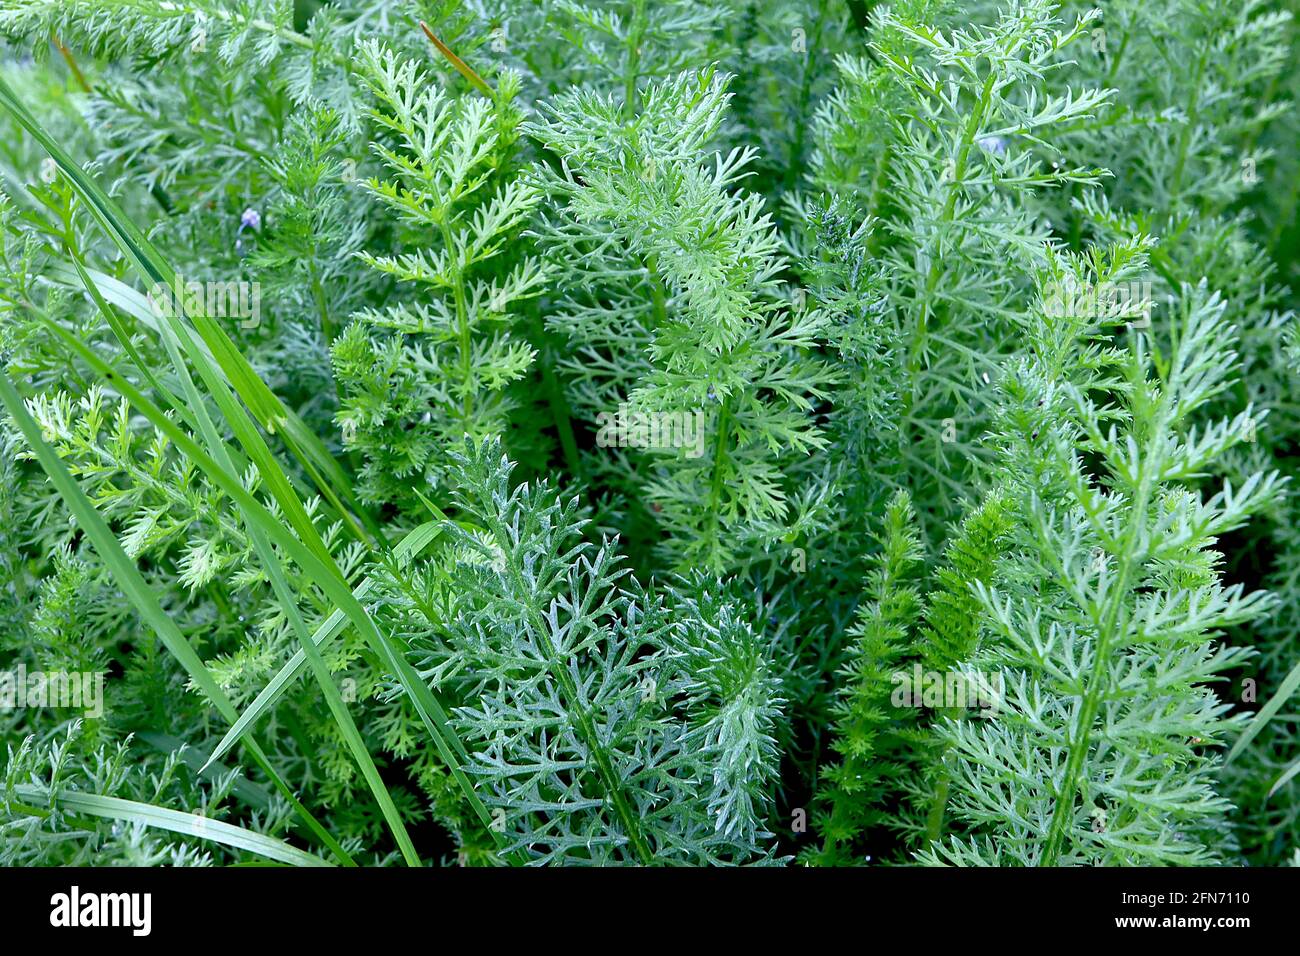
<box><xmin>0</xmin><ymin>0</ymin><xmax>1295</xmax><ymax>870</ymax></box>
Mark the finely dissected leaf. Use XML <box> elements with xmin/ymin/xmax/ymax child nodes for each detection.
<box><xmin>0</xmin><ymin>0</ymin><xmax>1294</xmax><ymax>871</ymax></box>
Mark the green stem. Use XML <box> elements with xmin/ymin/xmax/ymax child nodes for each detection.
<box><xmin>782</xmin><ymin>4</ymin><xmax>827</xmax><ymax>194</ymax></box>
<box><xmin>1167</xmin><ymin>49</ymin><xmax>1208</xmax><ymax>210</ymax></box>
<box><xmin>439</xmin><ymin>219</ymin><xmax>474</xmax><ymax>425</ymax></box>
<box><xmin>923</xmin><ymin>704</ymin><xmax>963</xmax><ymax>846</ymax></box>
<box><xmin>907</xmin><ymin>70</ymin><xmax>997</xmax><ymax>381</ymax></box>
<box><xmin>307</xmin><ymin>258</ymin><xmax>334</xmax><ymax>344</ymax></box>
<box><xmin>1039</xmin><ymin>412</ymin><xmax>1161</xmax><ymax>865</ymax></box>
<box><xmin>483</xmin><ymin>511</ymin><xmax>655</xmax><ymax>864</ymax></box>
<box><xmin>703</xmin><ymin>397</ymin><xmax>733</xmax><ymax>567</ymax></box>
<box><xmin>623</xmin><ymin>0</ymin><xmax>649</xmax><ymax>116</ymax></box>
<box><xmin>1103</xmin><ymin>24</ymin><xmax>1132</xmax><ymax>88</ymax></box>
<box><xmin>524</xmin><ymin>304</ymin><xmax>581</xmax><ymax>478</ymax></box>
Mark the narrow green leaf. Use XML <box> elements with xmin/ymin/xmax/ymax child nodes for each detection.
<box><xmin>13</xmin><ymin>786</ymin><xmax>330</xmax><ymax>867</ymax></box>
<box><xmin>202</xmin><ymin>521</ymin><xmax>442</xmax><ymax>773</ymax></box>
<box><xmin>30</xmin><ymin>298</ymin><xmax>511</xmax><ymax>859</ymax></box>
<box><xmin>69</xmin><ymin>270</ymin><xmax>423</xmax><ymax>866</ymax></box>
<box><xmin>1227</xmin><ymin>655</ymin><xmax>1300</xmax><ymax>765</ymax></box>
<box><xmin>0</xmin><ymin>366</ymin><xmax>354</xmax><ymax>865</ymax></box>
<box><xmin>1</xmin><ymin>76</ymin><xmax>381</xmax><ymax>549</ymax></box>
<box><xmin>136</xmin><ymin>732</ymin><xmax>272</xmax><ymax>811</ymax></box>
<box><xmin>1268</xmin><ymin>755</ymin><xmax>1300</xmax><ymax>799</ymax></box>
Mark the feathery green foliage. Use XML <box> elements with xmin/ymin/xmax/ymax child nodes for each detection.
<box><xmin>0</xmin><ymin>0</ymin><xmax>1295</xmax><ymax>869</ymax></box>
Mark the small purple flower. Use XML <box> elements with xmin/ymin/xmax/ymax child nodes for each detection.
<box><xmin>977</xmin><ymin>136</ymin><xmax>1008</xmax><ymax>156</ymax></box>
<box><xmin>236</xmin><ymin>208</ymin><xmax>261</xmax><ymax>257</ymax></box>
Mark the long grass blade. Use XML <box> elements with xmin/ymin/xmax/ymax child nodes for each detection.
<box><xmin>31</xmin><ymin>281</ymin><xmax>513</xmax><ymax>859</ymax></box>
<box><xmin>202</xmin><ymin>521</ymin><xmax>442</xmax><ymax>773</ymax></box>
<box><xmin>12</xmin><ymin>786</ymin><xmax>330</xmax><ymax>866</ymax></box>
<box><xmin>70</xmin><ymin>263</ymin><xmax>423</xmax><ymax>865</ymax></box>
<box><xmin>1269</xmin><ymin>755</ymin><xmax>1300</xmax><ymax>799</ymax></box>
<box><xmin>136</xmin><ymin>732</ymin><xmax>272</xmax><ymax>811</ymax></box>
<box><xmin>0</xmin><ymin>367</ymin><xmax>354</xmax><ymax>866</ymax></box>
<box><xmin>0</xmin><ymin>75</ymin><xmax>382</xmax><ymax>549</ymax></box>
<box><xmin>1226</xmin><ymin>655</ymin><xmax>1300</xmax><ymax>765</ymax></box>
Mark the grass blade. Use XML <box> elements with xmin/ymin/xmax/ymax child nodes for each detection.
<box><xmin>0</xmin><ymin>366</ymin><xmax>354</xmax><ymax>866</ymax></box>
<box><xmin>1226</xmin><ymin>655</ymin><xmax>1300</xmax><ymax>765</ymax></box>
<box><xmin>419</xmin><ymin>22</ymin><xmax>494</xmax><ymax>97</ymax></box>
<box><xmin>32</xmin><ymin>276</ymin><xmax>514</xmax><ymax>860</ymax></box>
<box><xmin>202</xmin><ymin>521</ymin><xmax>442</xmax><ymax>772</ymax></box>
<box><xmin>12</xmin><ymin>786</ymin><xmax>331</xmax><ymax>867</ymax></box>
<box><xmin>0</xmin><ymin>74</ymin><xmax>382</xmax><ymax>549</ymax></box>
<box><xmin>136</xmin><ymin>732</ymin><xmax>272</xmax><ymax>811</ymax></box>
<box><xmin>70</xmin><ymin>264</ymin><xmax>423</xmax><ymax>865</ymax></box>
<box><xmin>1269</xmin><ymin>755</ymin><xmax>1300</xmax><ymax>799</ymax></box>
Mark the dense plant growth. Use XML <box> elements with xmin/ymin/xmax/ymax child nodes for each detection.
<box><xmin>0</xmin><ymin>0</ymin><xmax>1296</xmax><ymax>866</ymax></box>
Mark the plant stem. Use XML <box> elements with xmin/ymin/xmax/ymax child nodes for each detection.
<box><xmin>531</xmin><ymin>310</ymin><xmax>583</xmax><ymax>479</ymax></box>
<box><xmin>907</xmin><ymin>70</ymin><xmax>997</xmax><ymax>380</ymax></box>
<box><xmin>483</xmin><ymin>511</ymin><xmax>656</xmax><ymax>864</ymax></box>
<box><xmin>1039</xmin><ymin>384</ymin><xmax>1162</xmax><ymax>864</ymax></box>
<box><xmin>623</xmin><ymin>0</ymin><xmax>649</xmax><ymax>117</ymax></box>
<box><xmin>438</xmin><ymin>218</ymin><xmax>474</xmax><ymax>426</ymax></box>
